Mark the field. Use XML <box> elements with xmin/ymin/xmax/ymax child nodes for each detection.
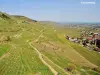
<box><xmin>0</xmin><ymin>12</ymin><xmax>100</xmax><ymax>75</ymax></box>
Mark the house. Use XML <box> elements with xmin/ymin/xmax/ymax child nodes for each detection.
<box><xmin>96</xmin><ymin>39</ymin><xmax>100</xmax><ymax>48</ymax></box>
<box><xmin>95</xmin><ymin>34</ymin><xmax>100</xmax><ymax>40</ymax></box>
<box><xmin>82</xmin><ymin>39</ymin><xmax>87</xmax><ymax>47</ymax></box>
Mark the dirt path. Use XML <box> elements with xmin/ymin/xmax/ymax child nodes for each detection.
<box><xmin>29</xmin><ymin>28</ymin><xmax>59</xmax><ymax>75</ymax></box>
<box><xmin>43</xmin><ymin>54</ymin><xmax>70</xmax><ymax>75</ymax></box>
<box><xmin>29</xmin><ymin>28</ymin><xmax>72</xmax><ymax>75</ymax></box>
<box><xmin>29</xmin><ymin>28</ymin><xmax>73</xmax><ymax>75</ymax></box>
<box><xmin>0</xmin><ymin>52</ymin><xmax>9</xmax><ymax>61</ymax></box>
<box><xmin>0</xmin><ymin>43</ymin><xmax>16</xmax><ymax>61</ymax></box>
<box><xmin>29</xmin><ymin>42</ymin><xmax>58</xmax><ymax>75</ymax></box>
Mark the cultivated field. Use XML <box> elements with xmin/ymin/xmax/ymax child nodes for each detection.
<box><xmin>0</xmin><ymin>12</ymin><xmax>100</xmax><ymax>75</ymax></box>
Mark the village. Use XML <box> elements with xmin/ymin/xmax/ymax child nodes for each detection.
<box><xmin>66</xmin><ymin>31</ymin><xmax>100</xmax><ymax>52</ymax></box>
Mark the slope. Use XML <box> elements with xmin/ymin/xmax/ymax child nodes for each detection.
<box><xmin>0</xmin><ymin>12</ymin><xmax>100</xmax><ymax>75</ymax></box>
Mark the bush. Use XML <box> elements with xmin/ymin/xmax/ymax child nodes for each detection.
<box><xmin>91</xmin><ymin>45</ymin><xmax>97</xmax><ymax>51</ymax></box>
<box><xmin>66</xmin><ymin>63</ymin><xmax>76</xmax><ymax>72</ymax></box>
<box><xmin>92</xmin><ymin>67</ymin><xmax>100</xmax><ymax>73</ymax></box>
<box><xmin>0</xmin><ymin>35</ymin><xmax>11</xmax><ymax>42</ymax></box>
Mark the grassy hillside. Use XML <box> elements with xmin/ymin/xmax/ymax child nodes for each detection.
<box><xmin>0</xmin><ymin>44</ymin><xmax>9</xmax><ymax>57</ymax></box>
<box><xmin>0</xmin><ymin>12</ymin><xmax>100</xmax><ymax>75</ymax></box>
<box><xmin>0</xmin><ymin>12</ymin><xmax>53</xmax><ymax>75</ymax></box>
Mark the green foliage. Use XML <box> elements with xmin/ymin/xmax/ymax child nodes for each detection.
<box><xmin>71</xmin><ymin>43</ymin><xmax>100</xmax><ymax>66</ymax></box>
<box><xmin>0</xmin><ymin>45</ymin><xmax>9</xmax><ymax>57</ymax></box>
<box><xmin>66</xmin><ymin>63</ymin><xmax>76</xmax><ymax>72</ymax></box>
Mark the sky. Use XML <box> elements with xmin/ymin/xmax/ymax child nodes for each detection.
<box><xmin>0</xmin><ymin>0</ymin><xmax>100</xmax><ymax>22</ymax></box>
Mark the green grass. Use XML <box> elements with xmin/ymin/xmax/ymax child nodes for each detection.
<box><xmin>70</xmin><ymin>43</ymin><xmax>100</xmax><ymax>66</ymax></box>
<box><xmin>57</xmin><ymin>27</ymin><xmax>81</xmax><ymax>37</ymax></box>
<box><xmin>0</xmin><ymin>45</ymin><xmax>53</xmax><ymax>75</ymax></box>
<box><xmin>56</xmin><ymin>29</ymin><xmax>100</xmax><ymax>66</ymax></box>
<box><xmin>0</xmin><ymin>45</ymin><xmax>9</xmax><ymax>57</ymax></box>
<box><xmin>0</xmin><ymin>13</ymin><xmax>53</xmax><ymax>75</ymax></box>
<box><xmin>43</xmin><ymin>52</ymin><xmax>69</xmax><ymax>68</ymax></box>
<box><xmin>43</xmin><ymin>54</ymin><xmax>66</xmax><ymax>75</ymax></box>
<box><xmin>0</xmin><ymin>12</ymin><xmax>100</xmax><ymax>75</ymax></box>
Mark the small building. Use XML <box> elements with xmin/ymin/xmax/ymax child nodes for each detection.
<box><xmin>96</xmin><ymin>39</ymin><xmax>100</xmax><ymax>48</ymax></box>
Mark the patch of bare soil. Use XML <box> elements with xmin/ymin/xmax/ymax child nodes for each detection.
<box><xmin>41</xmin><ymin>42</ymin><xmax>59</xmax><ymax>50</ymax></box>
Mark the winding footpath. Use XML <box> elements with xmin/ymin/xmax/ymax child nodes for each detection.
<box><xmin>29</xmin><ymin>28</ymin><xmax>71</xmax><ymax>75</ymax></box>
<box><xmin>29</xmin><ymin>29</ymin><xmax>58</xmax><ymax>75</ymax></box>
<box><xmin>29</xmin><ymin>42</ymin><xmax>58</xmax><ymax>75</ymax></box>
<box><xmin>0</xmin><ymin>53</ymin><xmax>9</xmax><ymax>61</ymax></box>
<box><xmin>43</xmin><ymin>54</ymin><xmax>70</xmax><ymax>75</ymax></box>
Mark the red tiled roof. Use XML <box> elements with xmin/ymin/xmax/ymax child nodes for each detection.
<box><xmin>88</xmin><ymin>37</ymin><xmax>93</xmax><ymax>40</ymax></box>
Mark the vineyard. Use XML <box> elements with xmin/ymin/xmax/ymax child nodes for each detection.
<box><xmin>0</xmin><ymin>12</ymin><xmax>100</xmax><ymax>75</ymax></box>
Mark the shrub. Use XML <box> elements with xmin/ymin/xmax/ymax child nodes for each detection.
<box><xmin>66</xmin><ymin>63</ymin><xmax>76</xmax><ymax>72</ymax></box>
<box><xmin>92</xmin><ymin>67</ymin><xmax>100</xmax><ymax>73</ymax></box>
<box><xmin>0</xmin><ymin>35</ymin><xmax>11</xmax><ymax>42</ymax></box>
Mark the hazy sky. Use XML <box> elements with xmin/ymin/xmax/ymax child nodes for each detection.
<box><xmin>0</xmin><ymin>0</ymin><xmax>100</xmax><ymax>22</ymax></box>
